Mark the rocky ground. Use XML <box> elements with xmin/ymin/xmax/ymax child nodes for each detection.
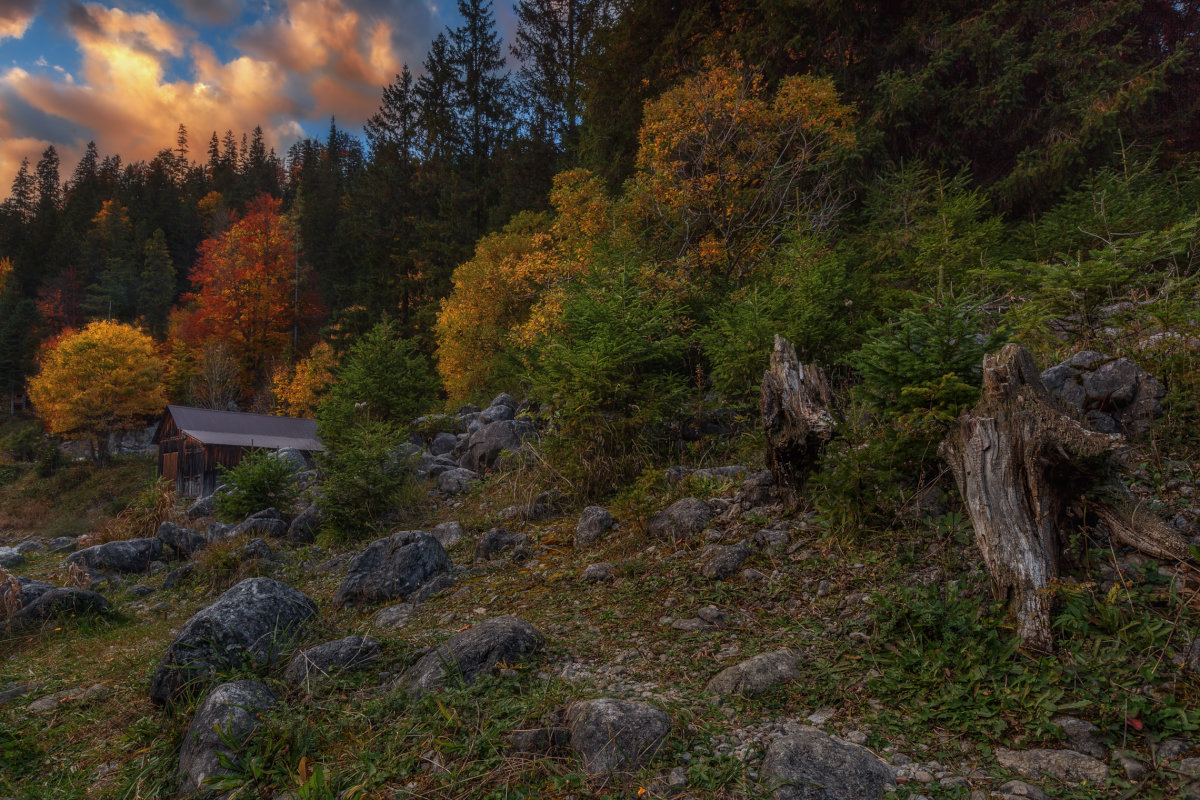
<box><xmin>2</xmin><ymin>385</ymin><xmax>1200</xmax><ymax>799</ymax></box>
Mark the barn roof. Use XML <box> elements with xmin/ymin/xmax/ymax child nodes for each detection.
<box><xmin>153</xmin><ymin>405</ymin><xmax>324</xmax><ymax>451</ymax></box>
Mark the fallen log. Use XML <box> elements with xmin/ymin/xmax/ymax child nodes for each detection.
<box><xmin>760</xmin><ymin>335</ymin><xmax>835</xmax><ymax>507</ymax></box>
<box><xmin>940</xmin><ymin>344</ymin><xmax>1191</xmax><ymax>652</ymax></box>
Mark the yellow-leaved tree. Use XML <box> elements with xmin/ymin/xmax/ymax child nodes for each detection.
<box><xmin>28</xmin><ymin>320</ymin><xmax>165</xmax><ymax>466</ymax></box>
<box><xmin>272</xmin><ymin>340</ymin><xmax>338</xmax><ymax>417</ymax></box>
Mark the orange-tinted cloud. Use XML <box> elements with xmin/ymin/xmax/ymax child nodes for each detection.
<box><xmin>0</xmin><ymin>0</ymin><xmax>38</xmax><ymax>41</ymax></box>
<box><xmin>0</xmin><ymin>0</ymin><xmax>438</xmax><ymax>195</ymax></box>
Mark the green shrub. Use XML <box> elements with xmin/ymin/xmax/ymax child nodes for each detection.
<box><xmin>0</xmin><ymin>419</ymin><xmax>41</xmax><ymax>463</ymax></box>
<box><xmin>317</xmin><ymin>419</ymin><xmax>415</xmax><ymax>541</ymax></box>
<box><xmin>214</xmin><ymin>449</ymin><xmax>299</xmax><ymax>522</ymax></box>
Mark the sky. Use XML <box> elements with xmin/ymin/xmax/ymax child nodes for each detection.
<box><xmin>0</xmin><ymin>0</ymin><xmax>514</xmax><ymax>194</ymax></box>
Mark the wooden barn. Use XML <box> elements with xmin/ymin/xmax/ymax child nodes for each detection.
<box><xmin>152</xmin><ymin>405</ymin><xmax>323</xmax><ymax>498</ymax></box>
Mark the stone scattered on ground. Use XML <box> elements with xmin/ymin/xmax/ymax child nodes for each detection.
<box><xmin>28</xmin><ymin>684</ymin><xmax>107</xmax><ymax>713</ymax></box>
<box><xmin>646</xmin><ymin>497</ymin><xmax>714</xmax><ymax>540</ymax></box>
<box><xmin>287</xmin><ymin>504</ymin><xmax>320</xmax><ymax>543</ymax></box>
<box><xmin>1051</xmin><ymin>716</ymin><xmax>1107</xmax><ymax>759</ymax></box>
<box><xmin>150</xmin><ymin>578</ymin><xmax>317</xmax><ymax>706</ymax></box>
<box><xmin>0</xmin><ymin>546</ymin><xmax>27</xmax><ymax>568</ymax></box>
<box><xmin>995</xmin><ymin>748</ymin><xmax>1110</xmax><ymax>784</ymax></box>
<box><xmin>438</xmin><ymin>467</ymin><xmax>479</xmax><ymax>495</ymax></box>
<box><xmin>1041</xmin><ymin>350</ymin><xmax>1165</xmax><ymax>437</ymax></box>
<box><xmin>759</xmin><ymin>726</ymin><xmax>897</xmax><ymax>800</ymax></box>
<box><xmin>285</xmin><ymin>636</ymin><xmax>381</xmax><ymax>687</ymax></box>
<box><xmin>371</xmin><ymin>603</ymin><xmax>416</xmax><ymax>628</ymax></box>
<box><xmin>431</xmin><ymin>521</ymin><xmax>464</xmax><ymax>549</ymax></box>
<box><xmin>508</xmin><ymin>726</ymin><xmax>571</xmax><ymax>755</ymax></box>
<box><xmin>178</xmin><ymin>681</ymin><xmax>276</xmax><ymax>796</ymax></box>
<box><xmin>575</xmin><ymin>506</ymin><xmax>616</xmax><ymax>547</ymax></box>
<box><xmin>240</xmin><ymin>537</ymin><xmax>275</xmax><ymax>562</ymax></box>
<box><xmin>700</xmin><ymin>540</ymin><xmax>751</xmax><ymax>579</ymax></box>
<box><xmin>5</xmin><ymin>587</ymin><xmax>111</xmax><ymax>628</ymax></box>
<box><xmin>995</xmin><ymin>779</ymin><xmax>1050</xmax><ymax>799</ymax></box>
<box><xmin>566</xmin><ymin>698</ymin><xmax>671</xmax><ymax>778</ymax></box>
<box><xmin>473</xmin><ymin>527</ymin><xmax>528</xmax><ymax>563</ymax></box>
<box><xmin>581</xmin><ymin>562</ymin><xmax>614</xmax><ymax>582</ymax></box>
<box><xmin>456</xmin><ymin>418</ymin><xmax>536</xmax><ymax>473</ymax></box>
<box><xmin>67</xmin><ymin>538</ymin><xmax>163</xmax><ymax>574</ymax></box>
<box><xmin>155</xmin><ymin>522</ymin><xmax>207</xmax><ymax>558</ymax></box>
<box><xmin>400</xmin><ymin>615</ymin><xmax>544</xmax><ymax>697</ymax></box>
<box><xmin>333</xmin><ymin>530</ymin><xmax>451</xmax><ymax>609</ymax></box>
<box><xmin>706</xmin><ymin>649</ymin><xmax>801</xmax><ymax>697</ymax></box>
<box><xmin>47</xmin><ymin>536</ymin><xmax>78</xmax><ymax>553</ymax></box>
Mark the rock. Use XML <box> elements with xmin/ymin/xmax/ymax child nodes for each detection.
<box><xmin>178</xmin><ymin>681</ymin><xmax>275</xmax><ymax>796</ymax></box>
<box><xmin>498</xmin><ymin>503</ymin><xmax>551</xmax><ymax>522</ymax></box>
<box><xmin>1179</xmin><ymin>756</ymin><xmax>1200</xmax><ymax>774</ymax></box>
<box><xmin>582</xmin><ymin>562</ymin><xmax>614</xmax><ymax>582</ymax></box>
<box><xmin>430</xmin><ymin>432</ymin><xmax>459</xmax><ymax>457</ymax></box>
<box><xmin>333</xmin><ymin>530</ymin><xmax>451</xmax><ymax>609</ymax></box>
<box><xmin>127</xmin><ymin>584</ymin><xmax>155</xmax><ymax>598</ymax></box>
<box><xmin>995</xmin><ymin>748</ymin><xmax>1109</xmax><ymax>784</ymax></box>
<box><xmin>1041</xmin><ymin>351</ymin><xmax>1165</xmax><ymax>437</ymax></box>
<box><xmin>162</xmin><ymin>563</ymin><xmax>196</xmax><ymax>591</ymax></box>
<box><xmin>28</xmin><ymin>684</ymin><xmax>106</xmax><ymax>713</ymax></box>
<box><xmin>0</xmin><ymin>547</ymin><xmax>25</xmax><ymax>568</ymax></box>
<box><xmin>665</xmin><ymin>465</ymin><xmax>748</xmax><ymax>485</ymax></box>
<box><xmin>473</xmin><ymin>527</ymin><xmax>528</xmax><ymax>563</ymax></box>
<box><xmin>67</xmin><ymin>537</ymin><xmax>163</xmax><ymax>574</ymax></box>
<box><xmin>760</xmin><ymin>726</ymin><xmax>896</xmax><ymax>800</ymax></box>
<box><xmin>431</xmin><ymin>521</ymin><xmax>464</xmax><ymax>549</ymax></box>
<box><xmin>508</xmin><ymin>726</ymin><xmax>570</xmax><ymax>755</ymax></box>
<box><xmin>490</xmin><ymin>392</ymin><xmax>518</xmax><ymax>410</ymax></box>
<box><xmin>411</xmin><ymin>573</ymin><xmax>456</xmax><ymax>603</ymax></box>
<box><xmin>3</xmin><ymin>576</ymin><xmax>54</xmax><ymax>611</ymax></box>
<box><xmin>456</xmin><ymin>419</ymin><xmax>536</xmax><ymax>473</ymax></box>
<box><xmin>740</xmin><ymin>470</ymin><xmax>779</xmax><ymax>507</ymax></box>
<box><xmin>0</xmin><ymin>683</ymin><xmax>35</xmax><ymax>706</ymax></box>
<box><xmin>5</xmin><ymin>588</ymin><xmax>111</xmax><ymax>627</ymax></box>
<box><xmin>1157</xmin><ymin>739</ymin><xmax>1191</xmax><ymax>760</ymax></box>
<box><xmin>15</xmin><ymin>540</ymin><xmax>42</xmax><ymax>554</ymax></box>
<box><xmin>400</xmin><ymin>616</ymin><xmax>544</xmax><ymax>697</ymax></box>
<box><xmin>1185</xmin><ymin>637</ymin><xmax>1200</xmax><ymax>673</ymax></box>
<box><xmin>268</xmin><ymin>447</ymin><xmax>309</xmax><ymax>474</ymax></box>
<box><xmin>480</xmin><ymin>403</ymin><xmax>516</xmax><ymax>423</ymax></box>
<box><xmin>185</xmin><ymin>489</ymin><xmax>225</xmax><ymax>520</ymax></box>
<box><xmin>575</xmin><ymin>506</ymin><xmax>616</xmax><ymax>548</ymax></box>
<box><xmin>233</xmin><ymin>516</ymin><xmax>289</xmax><ymax>539</ymax></box>
<box><xmin>706</xmin><ymin>649</ymin><xmax>801</xmax><ymax>697</ymax></box>
<box><xmin>47</xmin><ymin>536</ymin><xmax>77</xmax><ymax>553</ymax></box>
<box><xmin>646</xmin><ymin>497</ymin><xmax>714</xmax><ymax>540</ymax></box>
<box><xmin>1052</xmin><ymin>716</ymin><xmax>1107</xmax><ymax>759</ymax></box>
<box><xmin>438</xmin><ymin>467</ymin><xmax>479</xmax><ymax>494</ymax></box>
<box><xmin>287</xmin><ymin>504</ymin><xmax>320</xmax><ymax>543</ymax></box>
<box><xmin>1116</xmin><ymin>753</ymin><xmax>1146</xmax><ymax>782</ymax></box>
<box><xmin>566</xmin><ymin>698</ymin><xmax>671</xmax><ymax>777</ymax></box>
<box><xmin>240</xmin><ymin>537</ymin><xmax>275</xmax><ymax>561</ymax></box>
<box><xmin>156</xmin><ymin>522</ymin><xmax>208</xmax><ymax>558</ymax></box>
<box><xmin>150</xmin><ymin>578</ymin><xmax>317</xmax><ymax>706</ymax></box>
<box><xmin>995</xmin><ymin>779</ymin><xmax>1051</xmax><ymax>800</ymax></box>
<box><xmin>700</xmin><ymin>541</ymin><xmax>751</xmax><ymax>579</ymax></box>
<box><xmin>370</xmin><ymin>603</ymin><xmax>415</xmax><ymax>628</ymax></box>
<box><xmin>284</xmin><ymin>636</ymin><xmax>381</xmax><ymax>687</ymax></box>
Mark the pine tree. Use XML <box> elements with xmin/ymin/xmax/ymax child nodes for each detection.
<box><xmin>416</xmin><ymin>33</ymin><xmax>462</xmax><ymax>161</ymax></box>
<box><xmin>138</xmin><ymin>229</ymin><xmax>176</xmax><ymax>336</ymax></box>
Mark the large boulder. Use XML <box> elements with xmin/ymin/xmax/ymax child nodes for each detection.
<box><xmin>67</xmin><ymin>537</ymin><xmax>163</xmax><ymax>574</ymax></box>
<box><xmin>700</xmin><ymin>541</ymin><xmax>751</xmax><ymax>579</ymax></box>
<box><xmin>431</xmin><ymin>521</ymin><xmax>464</xmax><ymax>549</ymax></box>
<box><xmin>401</xmin><ymin>616</ymin><xmax>544</xmax><ymax>697</ymax></box>
<box><xmin>287</xmin><ymin>503</ymin><xmax>321</xmax><ymax>543</ymax></box>
<box><xmin>760</xmin><ymin>727</ymin><xmax>896</xmax><ymax>800</ymax></box>
<box><xmin>5</xmin><ymin>588</ymin><xmax>111</xmax><ymax>628</ymax></box>
<box><xmin>706</xmin><ymin>649</ymin><xmax>801</xmax><ymax>697</ymax></box>
<box><xmin>567</xmin><ymin>698</ymin><xmax>671</xmax><ymax>777</ymax></box>
<box><xmin>333</xmin><ymin>530</ymin><xmax>451</xmax><ymax>609</ymax></box>
<box><xmin>3</xmin><ymin>576</ymin><xmax>55</xmax><ymax>610</ymax></box>
<box><xmin>456</xmin><ymin>419</ymin><xmax>536</xmax><ymax>473</ymax></box>
<box><xmin>178</xmin><ymin>681</ymin><xmax>275</xmax><ymax>796</ymax></box>
<box><xmin>232</xmin><ymin>516</ymin><xmax>289</xmax><ymax>539</ymax></box>
<box><xmin>284</xmin><ymin>636</ymin><xmax>380</xmax><ymax>687</ymax></box>
<box><xmin>429</xmin><ymin>431</ymin><xmax>459</xmax><ymax>457</ymax></box>
<box><xmin>150</xmin><ymin>578</ymin><xmax>317</xmax><ymax>706</ymax></box>
<box><xmin>646</xmin><ymin>497</ymin><xmax>713</xmax><ymax>540</ymax></box>
<box><xmin>575</xmin><ymin>506</ymin><xmax>616</xmax><ymax>548</ymax></box>
<box><xmin>0</xmin><ymin>547</ymin><xmax>24</xmax><ymax>568</ymax></box>
<box><xmin>1041</xmin><ymin>350</ymin><xmax>1165</xmax><ymax>437</ymax></box>
<box><xmin>156</xmin><ymin>522</ymin><xmax>208</xmax><ymax>558</ymax></box>
<box><xmin>268</xmin><ymin>447</ymin><xmax>310</xmax><ymax>474</ymax></box>
<box><xmin>438</xmin><ymin>467</ymin><xmax>479</xmax><ymax>495</ymax></box>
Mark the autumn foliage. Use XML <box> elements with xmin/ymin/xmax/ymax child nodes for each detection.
<box><xmin>174</xmin><ymin>195</ymin><xmax>322</xmax><ymax>397</ymax></box>
<box><xmin>27</xmin><ymin>321</ymin><xmax>165</xmax><ymax>465</ymax></box>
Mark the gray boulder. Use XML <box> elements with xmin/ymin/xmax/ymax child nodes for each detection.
<box><xmin>4</xmin><ymin>576</ymin><xmax>55</xmax><ymax>610</ymax></box>
<box><xmin>47</xmin><ymin>536</ymin><xmax>78</xmax><ymax>553</ymax></box>
<box><xmin>479</xmin><ymin>403</ymin><xmax>516</xmax><ymax>423</ymax></box>
<box><xmin>5</xmin><ymin>588</ymin><xmax>111</xmax><ymax>627</ymax></box>
<box><xmin>150</xmin><ymin>578</ymin><xmax>317</xmax><ymax>706</ymax></box>
<box><xmin>287</xmin><ymin>503</ymin><xmax>320</xmax><ymax>543</ymax></box>
<box><xmin>490</xmin><ymin>392</ymin><xmax>518</xmax><ymax>410</ymax></box>
<box><xmin>646</xmin><ymin>497</ymin><xmax>713</xmax><ymax>540</ymax></box>
<box><xmin>1052</xmin><ymin>716</ymin><xmax>1107</xmax><ymax>760</ymax></box>
<box><xmin>995</xmin><ymin>748</ymin><xmax>1110</xmax><ymax>784</ymax></box>
<box><xmin>567</xmin><ymin>698</ymin><xmax>671</xmax><ymax>777</ymax></box>
<box><xmin>473</xmin><ymin>528</ymin><xmax>528</xmax><ymax>562</ymax></box>
<box><xmin>430</xmin><ymin>432</ymin><xmax>459</xmax><ymax>456</ymax></box>
<box><xmin>157</xmin><ymin>522</ymin><xmax>207</xmax><ymax>558</ymax></box>
<box><xmin>240</xmin><ymin>538</ymin><xmax>275</xmax><ymax>561</ymax></box>
<box><xmin>333</xmin><ymin>530</ymin><xmax>451</xmax><ymax>609</ymax></box>
<box><xmin>457</xmin><ymin>419</ymin><xmax>536</xmax><ymax>473</ymax></box>
<box><xmin>740</xmin><ymin>470</ymin><xmax>779</xmax><ymax>507</ymax></box>
<box><xmin>431</xmin><ymin>521</ymin><xmax>464</xmax><ymax>549</ymax></box>
<box><xmin>700</xmin><ymin>541</ymin><xmax>751</xmax><ymax>579</ymax></box>
<box><xmin>185</xmin><ymin>487</ymin><xmax>227</xmax><ymax>520</ymax></box>
<box><xmin>178</xmin><ymin>680</ymin><xmax>275</xmax><ymax>796</ymax></box>
<box><xmin>284</xmin><ymin>636</ymin><xmax>380</xmax><ymax>687</ymax></box>
<box><xmin>67</xmin><ymin>537</ymin><xmax>163</xmax><ymax>574</ymax></box>
<box><xmin>582</xmin><ymin>562</ymin><xmax>614</xmax><ymax>582</ymax></box>
<box><xmin>707</xmin><ymin>649</ymin><xmax>801</xmax><ymax>697</ymax></box>
<box><xmin>0</xmin><ymin>546</ymin><xmax>25</xmax><ymax>568</ymax></box>
<box><xmin>269</xmin><ymin>447</ymin><xmax>309</xmax><ymax>474</ymax></box>
<box><xmin>1041</xmin><ymin>351</ymin><xmax>1165</xmax><ymax>437</ymax></box>
<box><xmin>575</xmin><ymin>506</ymin><xmax>616</xmax><ymax>548</ymax></box>
<box><xmin>438</xmin><ymin>467</ymin><xmax>479</xmax><ymax>494</ymax></box>
<box><xmin>401</xmin><ymin>615</ymin><xmax>544</xmax><ymax>697</ymax></box>
<box><xmin>760</xmin><ymin>726</ymin><xmax>896</xmax><ymax>800</ymax></box>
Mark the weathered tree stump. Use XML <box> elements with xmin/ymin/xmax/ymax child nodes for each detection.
<box><xmin>941</xmin><ymin>344</ymin><xmax>1192</xmax><ymax>652</ymax></box>
<box><xmin>761</xmin><ymin>335</ymin><xmax>835</xmax><ymax>507</ymax></box>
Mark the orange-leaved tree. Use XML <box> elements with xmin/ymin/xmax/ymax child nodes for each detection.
<box><xmin>28</xmin><ymin>320</ymin><xmax>165</xmax><ymax>466</ymax></box>
<box><xmin>272</xmin><ymin>340</ymin><xmax>338</xmax><ymax>417</ymax></box>
<box><xmin>175</xmin><ymin>195</ymin><xmax>323</xmax><ymax>397</ymax></box>
<box><xmin>632</xmin><ymin>58</ymin><xmax>856</xmax><ymax>284</ymax></box>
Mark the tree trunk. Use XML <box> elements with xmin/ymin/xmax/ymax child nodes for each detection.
<box><xmin>761</xmin><ymin>335</ymin><xmax>835</xmax><ymax>507</ymax></box>
<box><xmin>940</xmin><ymin>344</ymin><xmax>1192</xmax><ymax>652</ymax></box>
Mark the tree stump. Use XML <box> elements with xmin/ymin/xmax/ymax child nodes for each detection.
<box><xmin>761</xmin><ymin>335</ymin><xmax>835</xmax><ymax>507</ymax></box>
<box><xmin>940</xmin><ymin>344</ymin><xmax>1192</xmax><ymax>652</ymax></box>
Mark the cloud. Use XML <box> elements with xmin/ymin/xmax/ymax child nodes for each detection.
<box><xmin>0</xmin><ymin>0</ymin><xmax>38</xmax><ymax>41</ymax></box>
<box><xmin>173</xmin><ymin>0</ymin><xmax>242</xmax><ymax>26</ymax></box>
<box><xmin>0</xmin><ymin>0</ymin><xmax>441</xmax><ymax>195</ymax></box>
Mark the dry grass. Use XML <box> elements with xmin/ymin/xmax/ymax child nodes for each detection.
<box><xmin>86</xmin><ymin>478</ymin><xmax>183</xmax><ymax>547</ymax></box>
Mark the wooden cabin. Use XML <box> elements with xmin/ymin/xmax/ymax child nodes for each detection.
<box><xmin>152</xmin><ymin>405</ymin><xmax>323</xmax><ymax>498</ymax></box>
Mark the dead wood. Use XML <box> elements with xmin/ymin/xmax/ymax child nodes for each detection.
<box><xmin>760</xmin><ymin>335</ymin><xmax>835</xmax><ymax>507</ymax></box>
